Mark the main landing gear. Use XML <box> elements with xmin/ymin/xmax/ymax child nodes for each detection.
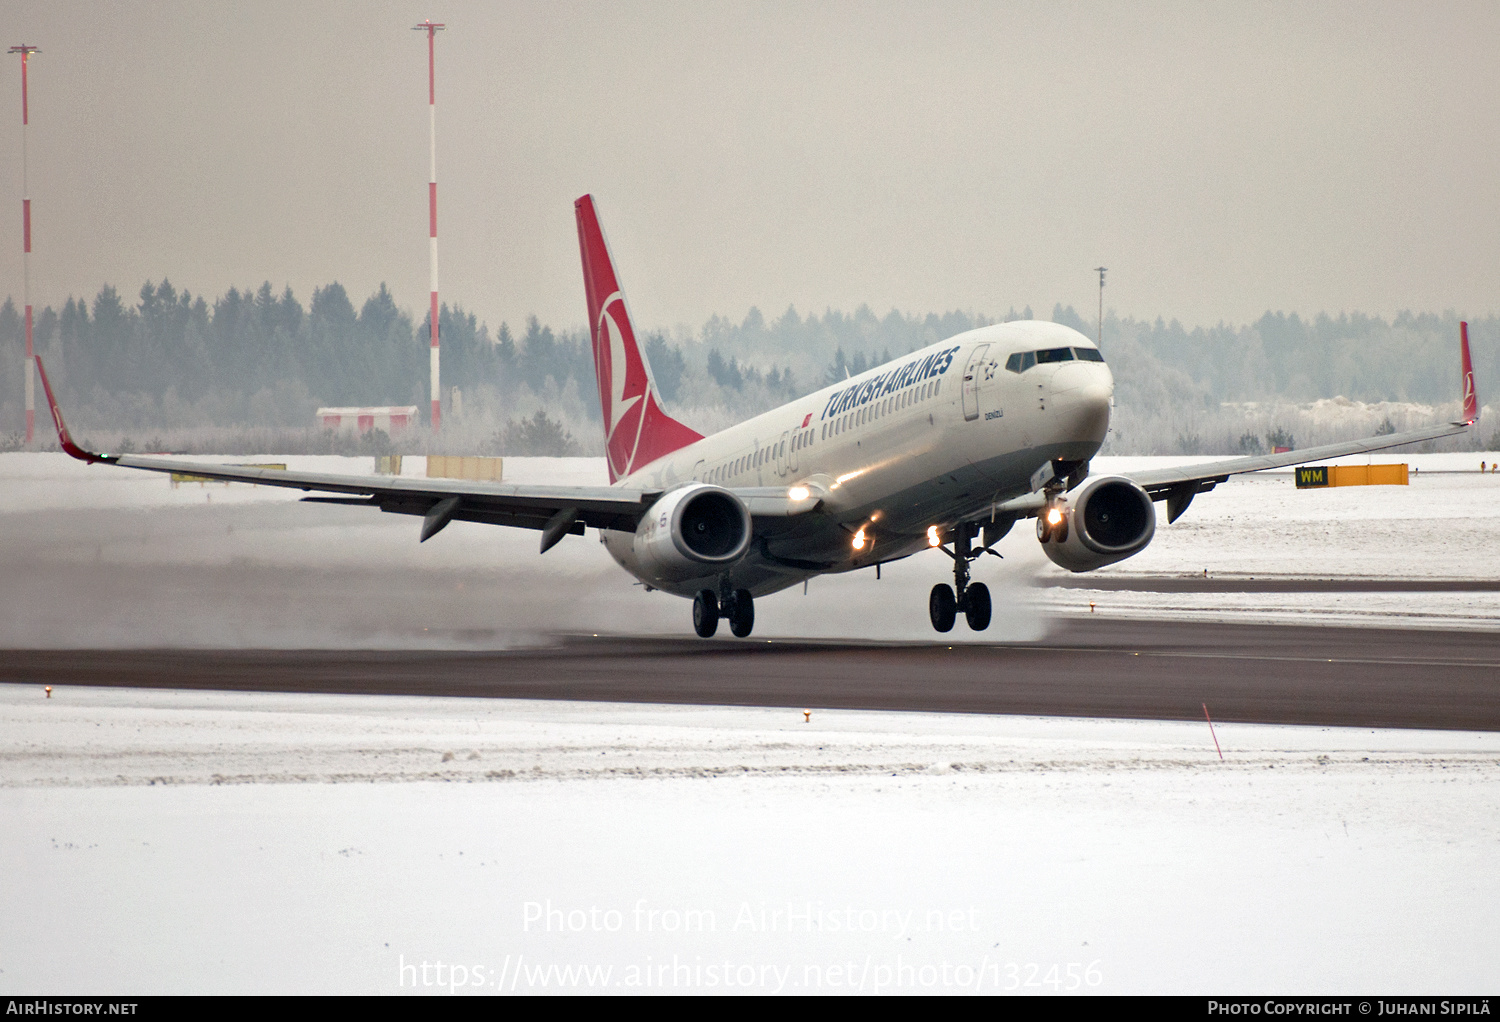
<box><xmin>929</xmin><ymin>521</ymin><xmax>996</xmax><ymax>632</ymax></box>
<box><xmin>693</xmin><ymin>586</ymin><xmax>755</xmax><ymax>638</ymax></box>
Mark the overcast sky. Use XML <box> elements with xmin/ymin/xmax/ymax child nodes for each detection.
<box><xmin>2</xmin><ymin>0</ymin><xmax>1497</xmax><ymax>337</ymax></box>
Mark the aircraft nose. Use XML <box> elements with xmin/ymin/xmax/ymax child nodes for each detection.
<box><xmin>1051</xmin><ymin>372</ymin><xmax>1113</xmax><ymax>443</ymax></box>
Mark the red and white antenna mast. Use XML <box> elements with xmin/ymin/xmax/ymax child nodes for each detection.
<box><xmin>413</xmin><ymin>19</ymin><xmax>445</xmax><ymax>433</ymax></box>
<box><xmin>8</xmin><ymin>43</ymin><xmax>40</xmax><ymax>445</ymax></box>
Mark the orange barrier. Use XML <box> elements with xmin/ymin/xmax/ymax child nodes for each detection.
<box><xmin>1295</xmin><ymin>464</ymin><xmax>1408</xmax><ymax>488</ymax></box>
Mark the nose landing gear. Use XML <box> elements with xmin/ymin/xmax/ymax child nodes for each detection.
<box><xmin>929</xmin><ymin>521</ymin><xmax>998</xmax><ymax>632</ymax></box>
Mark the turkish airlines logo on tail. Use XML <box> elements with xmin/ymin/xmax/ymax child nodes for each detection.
<box><xmin>596</xmin><ymin>292</ymin><xmax>650</xmax><ymax>478</ymax></box>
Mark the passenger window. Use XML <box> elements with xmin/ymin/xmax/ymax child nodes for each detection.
<box><xmin>934</xmin><ymin>380</ymin><xmax>941</xmax><ymax>394</ymax></box>
<box><xmin>1036</xmin><ymin>347</ymin><xmax>1074</xmax><ymax>364</ymax></box>
<box><xmin>1075</xmin><ymin>347</ymin><xmax>1105</xmax><ymax>362</ymax></box>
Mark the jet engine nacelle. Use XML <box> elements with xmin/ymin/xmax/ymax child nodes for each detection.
<box><xmin>632</xmin><ymin>483</ymin><xmax>752</xmax><ymax>581</ymax></box>
<box><xmin>1037</xmin><ymin>474</ymin><xmax>1156</xmax><ymax>572</ymax></box>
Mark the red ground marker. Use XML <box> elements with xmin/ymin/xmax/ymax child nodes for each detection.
<box><xmin>1202</xmin><ymin>702</ymin><xmax>1224</xmax><ymax>760</ymax></box>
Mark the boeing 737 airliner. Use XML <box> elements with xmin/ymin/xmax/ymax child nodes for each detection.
<box><xmin>37</xmin><ymin>195</ymin><xmax>1481</xmax><ymax>637</ymax></box>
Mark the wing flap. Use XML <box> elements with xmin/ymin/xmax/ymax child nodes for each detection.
<box><xmin>109</xmin><ymin>452</ymin><xmax>655</xmax><ymax>517</ymax></box>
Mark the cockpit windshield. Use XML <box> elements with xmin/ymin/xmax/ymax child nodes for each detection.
<box><xmin>1005</xmin><ymin>347</ymin><xmax>1105</xmax><ymax>373</ymax></box>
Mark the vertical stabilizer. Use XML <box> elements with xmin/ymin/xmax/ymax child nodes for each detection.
<box><xmin>1460</xmin><ymin>321</ymin><xmax>1479</xmax><ymax>425</ymax></box>
<box><xmin>575</xmin><ymin>194</ymin><xmax>703</xmax><ymax>482</ymax></box>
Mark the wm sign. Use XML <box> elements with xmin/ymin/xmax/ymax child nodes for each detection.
<box><xmin>1295</xmin><ymin>466</ymin><xmax>1329</xmax><ymax>488</ymax></box>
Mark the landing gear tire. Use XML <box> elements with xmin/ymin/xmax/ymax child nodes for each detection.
<box><xmin>693</xmin><ymin>590</ymin><xmax>719</xmax><ymax>638</ymax></box>
<box><xmin>929</xmin><ymin>584</ymin><xmax>957</xmax><ymax>633</ymax></box>
<box><xmin>728</xmin><ymin>589</ymin><xmax>755</xmax><ymax>638</ymax></box>
<box><xmin>964</xmin><ymin>582</ymin><xmax>992</xmax><ymax>631</ymax></box>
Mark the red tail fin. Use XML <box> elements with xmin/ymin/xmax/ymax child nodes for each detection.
<box><xmin>1460</xmin><ymin>321</ymin><xmax>1479</xmax><ymax>425</ymax></box>
<box><xmin>575</xmin><ymin>194</ymin><xmax>702</xmax><ymax>482</ymax></box>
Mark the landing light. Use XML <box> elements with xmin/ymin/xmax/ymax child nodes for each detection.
<box><xmin>1046</xmin><ymin>507</ymin><xmax>1064</xmax><ymax>526</ymax></box>
<box><xmin>788</xmin><ymin>485</ymin><xmax>810</xmax><ymax>501</ymax></box>
<box><xmin>852</xmin><ymin>526</ymin><xmax>867</xmax><ymax>551</ymax></box>
<box><xmin>927</xmin><ymin>525</ymin><xmax>941</xmax><ymax>547</ymax></box>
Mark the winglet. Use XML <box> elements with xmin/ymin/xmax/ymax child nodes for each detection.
<box><xmin>1460</xmin><ymin>321</ymin><xmax>1479</xmax><ymax>426</ymax></box>
<box><xmin>34</xmin><ymin>356</ymin><xmax>116</xmax><ymax>464</ymax></box>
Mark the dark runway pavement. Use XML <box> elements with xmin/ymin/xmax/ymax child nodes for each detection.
<box><xmin>6</xmin><ymin>617</ymin><xmax>1500</xmax><ymax>731</ymax></box>
<box><xmin>1046</xmin><ymin>576</ymin><xmax>1500</xmax><ymax>593</ymax></box>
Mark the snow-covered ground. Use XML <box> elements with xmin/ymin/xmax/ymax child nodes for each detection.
<box><xmin>1</xmin><ymin>450</ymin><xmax>1499</xmax><ymax>645</ymax></box>
<box><xmin>3</xmin><ymin>683</ymin><xmax>1499</xmax><ymax>995</ymax></box>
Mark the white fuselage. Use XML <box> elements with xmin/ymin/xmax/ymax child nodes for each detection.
<box><xmin>602</xmin><ymin>320</ymin><xmax>1113</xmax><ymax>597</ymax></box>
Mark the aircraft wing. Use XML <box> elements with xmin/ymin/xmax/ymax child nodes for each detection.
<box><xmin>1125</xmin><ymin>418</ymin><xmax>1474</xmax><ymax>522</ymax></box>
<box><xmin>984</xmin><ymin>417</ymin><xmax>1473</xmax><ymax>528</ymax></box>
<box><xmin>35</xmin><ymin>357</ymin><xmax>820</xmax><ymax>550</ymax></box>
